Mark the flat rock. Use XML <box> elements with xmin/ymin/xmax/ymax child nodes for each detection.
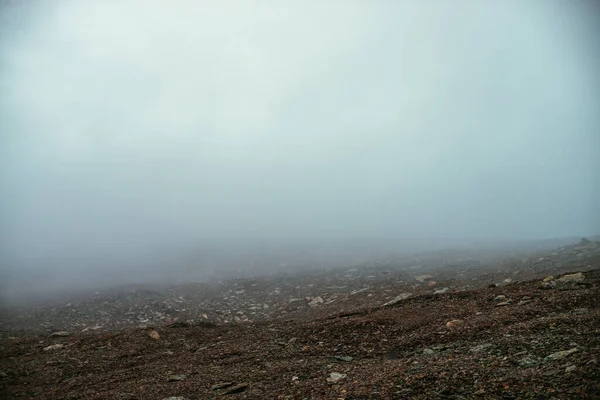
<box><xmin>445</xmin><ymin>319</ymin><xmax>464</xmax><ymax>328</ymax></box>
<box><xmin>49</xmin><ymin>331</ymin><xmax>71</xmax><ymax>337</ymax></box>
<box><xmin>222</xmin><ymin>383</ymin><xmax>249</xmax><ymax>395</ymax></box>
<box><xmin>43</xmin><ymin>344</ymin><xmax>64</xmax><ymax>351</ymax></box>
<box><xmin>330</xmin><ymin>355</ymin><xmax>353</xmax><ymax>363</ymax></box>
<box><xmin>326</xmin><ymin>372</ymin><xmax>346</xmax><ymax>383</ymax></box>
<box><xmin>308</xmin><ymin>297</ymin><xmax>324</xmax><ymax>307</ymax></box>
<box><xmin>415</xmin><ymin>274</ymin><xmax>434</xmax><ymax>283</ymax></box>
<box><xmin>383</xmin><ymin>293</ymin><xmax>412</xmax><ymax>306</ymax></box>
<box><xmin>211</xmin><ymin>382</ymin><xmax>234</xmax><ymax>390</ymax></box>
<box><xmin>556</xmin><ymin>272</ymin><xmax>585</xmax><ymax>283</ymax></box>
<box><xmin>545</xmin><ymin>348</ymin><xmax>579</xmax><ymax>361</ymax></box>
<box><xmin>518</xmin><ymin>357</ymin><xmax>540</xmax><ymax>368</ymax></box>
<box><xmin>167</xmin><ymin>375</ymin><xmax>187</xmax><ymax>382</ymax></box>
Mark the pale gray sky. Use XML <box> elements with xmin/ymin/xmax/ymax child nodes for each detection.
<box><xmin>1</xmin><ymin>0</ymin><xmax>599</xmax><ymax>267</ymax></box>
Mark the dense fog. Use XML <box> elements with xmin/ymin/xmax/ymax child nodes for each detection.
<box><xmin>1</xmin><ymin>1</ymin><xmax>599</xmax><ymax>298</ymax></box>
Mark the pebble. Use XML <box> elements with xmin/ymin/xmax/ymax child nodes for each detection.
<box><xmin>49</xmin><ymin>331</ymin><xmax>71</xmax><ymax>337</ymax></box>
<box><xmin>327</xmin><ymin>372</ymin><xmax>346</xmax><ymax>383</ymax></box>
<box><xmin>43</xmin><ymin>344</ymin><xmax>64</xmax><ymax>351</ymax></box>
<box><xmin>148</xmin><ymin>330</ymin><xmax>160</xmax><ymax>340</ymax></box>
<box><xmin>167</xmin><ymin>375</ymin><xmax>187</xmax><ymax>382</ymax></box>
<box><xmin>222</xmin><ymin>383</ymin><xmax>249</xmax><ymax>395</ymax></box>
<box><xmin>211</xmin><ymin>382</ymin><xmax>234</xmax><ymax>390</ymax></box>
<box><xmin>330</xmin><ymin>355</ymin><xmax>353</xmax><ymax>363</ymax></box>
<box><xmin>445</xmin><ymin>319</ymin><xmax>464</xmax><ymax>328</ymax></box>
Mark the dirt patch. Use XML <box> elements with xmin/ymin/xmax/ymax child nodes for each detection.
<box><xmin>1</xmin><ymin>242</ymin><xmax>600</xmax><ymax>399</ymax></box>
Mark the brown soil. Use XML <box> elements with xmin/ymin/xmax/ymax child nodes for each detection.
<box><xmin>1</xmin><ymin>242</ymin><xmax>600</xmax><ymax>399</ymax></box>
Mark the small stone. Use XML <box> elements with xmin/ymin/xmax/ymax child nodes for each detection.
<box><xmin>167</xmin><ymin>374</ymin><xmax>187</xmax><ymax>382</ymax></box>
<box><xmin>470</xmin><ymin>343</ymin><xmax>493</xmax><ymax>353</ymax></box>
<box><xmin>43</xmin><ymin>344</ymin><xmax>64</xmax><ymax>351</ymax></box>
<box><xmin>223</xmin><ymin>383</ymin><xmax>249</xmax><ymax>395</ymax></box>
<box><xmin>167</xmin><ymin>321</ymin><xmax>191</xmax><ymax>328</ymax></box>
<box><xmin>543</xmin><ymin>276</ymin><xmax>555</xmax><ymax>282</ymax></box>
<box><xmin>540</xmin><ymin>281</ymin><xmax>554</xmax><ymax>289</ymax></box>
<box><xmin>49</xmin><ymin>331</ymin><xmax>71</xmax><ymax>337</ymax></box>
<box><xmin>445</xmin><ymin>319</ymin><xmax>464</xmax><ymax>328</ymax></box>
<box><xmin>518</xmin><ymin>299</ymin><xmax>533</xmax><ymax>305</ymax></box>
<box><xmin>308</xmin><ymin>297</ymin><xmax>324</xmax><ymax>307</ymax></box>
<box><xmin>415</xmin><ymin>274</ymin><xmax>434</xmax><ymax>283</ymax></box>
<box><xmin>518</xmin><ymin>357</ymin><xmax>540</xmax><ymax>368</ymax></box>
<box><xmin>546</xmin><ymin>348</ymin><xmax>578</xmax><ymax>361</ymax></box>
<box><xmin>496</xmin><ymin>301</ymin><xmax>511</xmax><ymax>307</ymax></box>
<box><xmin>434</xmin><ymin>288</ymin><xmax>449</xmax><ymax>295</ymax></box>
<box><xmin>493</xmin><ymin>295</ymin><xmax>507</xmax><ymax>302</ymax></box>
<box><xmin>327</xmin><ymin>372</ymin><xmax>346</xmax><ymax>383</ymax></box>
<box><xmin>565</xmin><ymin>365</ymin><xmax>576</xmax><ymax>373</ymax></box>
<box><xmin>149</xmin><ymin>330</ymin><xmax>160</xmax><ymax>340</ymax></box>
<box><xmin>383</xmin><ymin>293</ymin><xmax>412</xmax><ymax>306</ymax></box>
<box><xmin>211</xmin><ymin>382</ymin><xmax>234</xmax><ymax>390</ymax></box>
<box><xmin>330</xmin><ymin>355</ymin><xmax>353</xmax><ymax>362</ymax></box>
<box><xmin>423</xmin><ymin>348</ymin><xmax>435</xmax><ymax>355</ymax></box>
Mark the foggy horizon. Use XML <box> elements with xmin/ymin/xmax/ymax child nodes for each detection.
<box><xmin>1</xmin><ymin>1</ymin><xmax>599</xmax><ymax>296</ymax></box>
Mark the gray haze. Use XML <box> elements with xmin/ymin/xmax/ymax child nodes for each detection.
<box><xmin>1</xmin><ymin>1</ymin><xmax>599</xmax><ymax>295</ymax></box>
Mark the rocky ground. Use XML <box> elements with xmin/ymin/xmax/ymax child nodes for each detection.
<box><xmin>1</xmin><ymin>238</ymin><xmax>600</xmax><ymax>399</ymax></box>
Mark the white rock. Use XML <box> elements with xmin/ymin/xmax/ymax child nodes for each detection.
<box><xmin>309</xmin><ymin>297</ymin><xmax>324</xmax><ymax>307</ymax></box>
<box><xmin>383</xmin><ymin>293</ymin><xmax>412</xmax><ymax>306</ymax></box>
<box><xmin>43</xmin><ymin>344</ymin><xmax>64</xmax><ymax>351</ymax></box>
<box><xmin>326</xmin><ymin>372</ymin><xmax>346</xmax><ymax>383</ymax></box>
<box><xmin>415</xmin><ymin>274</ymin><xmax>434</xmax><ymax>283</ymax></box>
<box><xmin>545</xmin><ymin>347</ymin><xmax>579</xmax><ymax>361</ymax></box>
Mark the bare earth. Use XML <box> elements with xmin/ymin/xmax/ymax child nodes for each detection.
<box><xmin>1</xmin><ymin>240</ymin><xmax>600</xmax><ymax>399</ymax></box>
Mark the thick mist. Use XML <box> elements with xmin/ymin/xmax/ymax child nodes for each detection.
<box><xmin>1</xmin><ymin>1</ymin><xmax>599</xmax><ymax>297</ymax></box>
